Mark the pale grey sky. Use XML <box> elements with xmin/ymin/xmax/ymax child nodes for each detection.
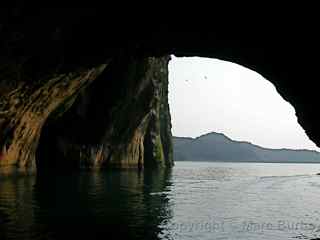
<box><xmin>169</xmin><ymin>56</ymin><xmax>320</xmax><ymax>151</ymax></box>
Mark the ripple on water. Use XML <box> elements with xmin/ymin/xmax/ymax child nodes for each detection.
<box><xmin>2</xmin><ymin>162</ymin><xmax>320</xmax><ymax>239</ymax></box>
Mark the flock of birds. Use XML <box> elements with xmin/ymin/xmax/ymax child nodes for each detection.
<box><xmin>185</xmin><ymin>75</ymin><xmax>207</xmax><ymax>83</ymax></box>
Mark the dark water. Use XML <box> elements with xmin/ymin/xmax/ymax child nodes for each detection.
<box><xmin>2</xmin><ymin>162</ymin><xmax>320</xmax><ymax>240</ymax></box>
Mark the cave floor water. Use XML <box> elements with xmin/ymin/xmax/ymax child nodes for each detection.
<box><xmin>2</xmin><ymin>161</ymin><xmax>320</xmax><ymax>240</ymax></box>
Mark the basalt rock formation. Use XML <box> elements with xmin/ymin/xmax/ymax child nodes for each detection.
<box><xmin>1</xmin><ymin>6</ymin><xmax>320</xmax><ymax>174</ymax></box>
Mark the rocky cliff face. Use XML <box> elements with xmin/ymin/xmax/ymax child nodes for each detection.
<box><xmin>0</xmin><ymin>53</ymin><xmax>173</xmax><ymax>175</ymax></box>
<box><xmin>0</xmin><ymin>64</ymin><xmax>108</xmax><ymax>174</ymax></box>
<box><xmin>36</xmin><ymin>56</ymin><xmax>173</xmax><ymax>171</ymax></box>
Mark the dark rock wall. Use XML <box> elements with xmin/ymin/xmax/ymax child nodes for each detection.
<box><xmin>36</xmin><ymin>56</ymin><xmax>173</xmax><ymax>172</ymax></box>
<box><xmin>0</xmin><ymin>64</ymin><xmax>107</xmax><ymax>174</ymax></box>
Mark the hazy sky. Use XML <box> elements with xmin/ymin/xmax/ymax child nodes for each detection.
<box><xmin>168</xmin><ymin>56</ymin><xmax>320</xmax><ymax>151</ymax></box>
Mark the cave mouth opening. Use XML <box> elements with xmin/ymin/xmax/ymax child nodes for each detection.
<box><xmin>168</xmin><ymin>55</ymin><xmax>319</xmax><ymax>155</ymax></box>
<box><xmin>33</xmin><ymin>54</ymin><xmax>320</xmax><ymax>174</ymax></box>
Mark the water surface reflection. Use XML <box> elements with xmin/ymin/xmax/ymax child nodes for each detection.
<box><xmin>0</xmin><ymin>169</ymin><xmax>173</xmax><ymax>240</ymax></box>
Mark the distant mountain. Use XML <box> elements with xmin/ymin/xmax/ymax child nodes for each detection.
<box><xmin>173</xmin><ymin>132</ymin><xmax>320</xmax><ymax>163</ymax></box>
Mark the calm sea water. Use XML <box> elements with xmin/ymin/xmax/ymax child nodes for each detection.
<box><xmin>2</xmin><ymin>161</ymin><xmax>320</xmax><ymax>240</ymax></box>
